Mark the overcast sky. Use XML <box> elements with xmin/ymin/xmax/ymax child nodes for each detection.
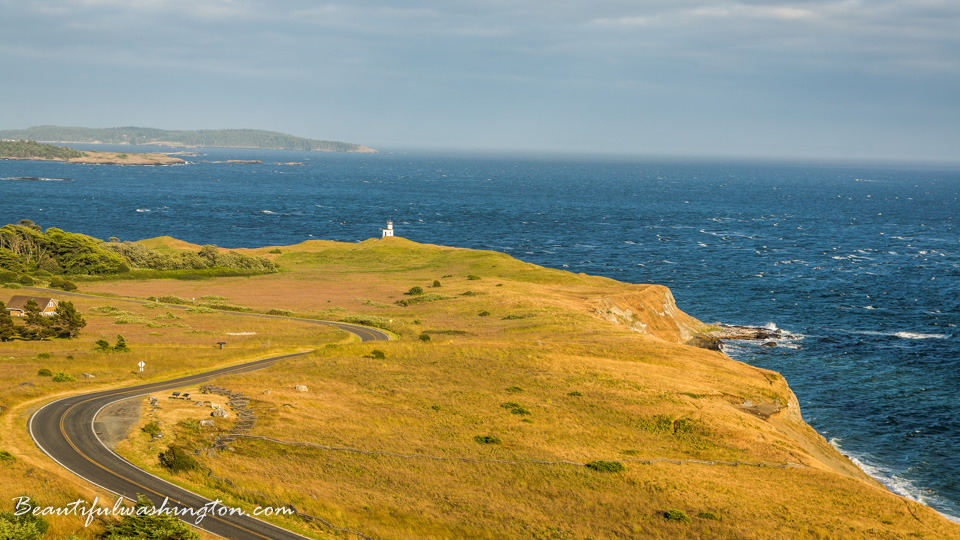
<box><xmin>1</xmin><ymin>0</ymin><xmax>958</xmax><ymax>161</ymax></box>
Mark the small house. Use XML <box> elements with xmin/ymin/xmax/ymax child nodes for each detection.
<box><xmin>381</xmin><ymin>221</ymin><xmax>394</xmax><ymax>238</ymax></box>
<box><xmin>5</xmin><ymin>296</ymin><xmax>59</xmax><ymax>318</ymax></box>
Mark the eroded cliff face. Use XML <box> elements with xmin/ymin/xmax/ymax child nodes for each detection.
<box><xmin>589</xmin><ymin>284</ymin><xmax>706</xmax><ymax>343</ymax></box>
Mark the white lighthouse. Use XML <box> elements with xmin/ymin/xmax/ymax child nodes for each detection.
<box><xmin>381</xmin><ymin>221</ymin><xmax>394</xmax><ymax>238</ymax></box>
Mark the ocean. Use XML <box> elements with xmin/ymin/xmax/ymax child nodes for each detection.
<box><xmin>2</xmin><ymin>146</ymin><xmax>959</xmax><ymax>521</ymax></box>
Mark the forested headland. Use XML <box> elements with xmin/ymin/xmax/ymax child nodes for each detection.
<box><xmin>0</xmin><ymin>140</ymin><xmax>84</xmax><ymax>160</ymax></box>
<box><xmin>0</xmin><ymin>220</ymin><xmax>279</xmax><ymax>285</ymax></box>
<box><xmin>0</xmin><ymin>126</ymin><xmax>375</xmax><ymax>152</ymax></box>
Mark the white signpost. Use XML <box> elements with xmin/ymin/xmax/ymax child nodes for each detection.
<box><xmin>138</xmin><ymin>361</ymin><xmax>145</xmax><ymax>372</ymax></box>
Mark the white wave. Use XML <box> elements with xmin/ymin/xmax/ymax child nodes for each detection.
<box><xmin>830</xmin><ymin>440</ymin><xmax>960</xmax><ymax>523</ymax></box>
<box><xmin>894</xmin><ymin>331</ymin><xmax>949</xmax><ymax>340</ymax></box>
<box><xmin>764</xmin><ymin>322</ymin><xmax>779</xmax><ymax>331</ymax></box>
<box><xmin>855</xmin><ymin>330</ymin><xmax>949</xmax><ymax>340</ymax></box>
<box><xmin>135</xmin><ymin>209</ymin><xmax>150</xmax><ymax>212</ymax></box>
<box><xmin>261</xmin><ymin>210</ymin><xmax>276</xmax><ymax>214</ymax></box>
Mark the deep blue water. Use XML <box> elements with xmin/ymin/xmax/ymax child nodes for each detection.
<box><xmin>2</xmin><ymin>146</ymin><xmax>959</xmax><ymax>520</ymax></box>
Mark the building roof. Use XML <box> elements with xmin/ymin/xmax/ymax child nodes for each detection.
<box><xmin>5</xmin><ymin>295</ymin><xmax>57</xmax><ymax>311</ymax></box>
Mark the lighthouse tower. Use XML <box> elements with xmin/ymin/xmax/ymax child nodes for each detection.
<box><xmin>381</xmin><ymin>221</ymin><xmax>394</xmax><ymax>238</ymax></box>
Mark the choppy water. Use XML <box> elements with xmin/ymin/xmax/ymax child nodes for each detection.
<box><xmin>2</xmin><ymin>146</ymin><xmax>958</xmax><ymax>520</ymax></box>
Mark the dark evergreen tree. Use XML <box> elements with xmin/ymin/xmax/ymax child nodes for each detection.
<box><xmin>0</xmin><ymin>301</ymin><xmax>16</xmax><ymax>342</ymax></box>
<box><xmin>52</xmin><ymin>300</ymin><xmax>86</xmax><ymax>338</ymax></box>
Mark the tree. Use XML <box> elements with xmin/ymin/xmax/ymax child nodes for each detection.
<box><xmin>52</xmin><ymin>300</ymin><xmax>86</xmax><ymax>338</ymax></box>
<box><xmin>21</xmin><ymin>299</ymin><xmax>53</xmax><ymax>340</ymax></box>
<box><xmin>0</xmin><ymin>301</ymin><xmax>15</xmax><ymax>342</ymax></box>
<box><xmin>114</xmin><ymin>334</ymin><xmax>130</xmax><ymax>352</ymax></box>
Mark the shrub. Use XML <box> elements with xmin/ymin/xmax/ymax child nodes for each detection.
<box><xmin>94</xmin><ymin>338</ymin><xmax>111</xmax><ymax>352</ymax></box>
<box><xmin>501</xmin><ymin>402</ymin><xmax>530</xmax><ymax>415</ymax></box>
<box><xmin>340</xmin><ymin>315</ymin><xmax>391</xmax><ymax>329</ymax></box>
<box><xmin>430</xmin><ymin>405</ymin><xmax>441</xmax><ymax>411</ymax></box>
<box><xmin>0</xmin><ymin>502</ymin><xmax>48</xmax><ymax>540</ymax></box>
<box><xmin>49</xmin><ymin>276</ymin><xmax>65</xmax><ymax>288</ymax></box>
<box><xmin>664</xmin><ymin>509</ymin><xmax>691</xmax><ymax>523</ymax></box>
<box><xmin>1</xmin><ymin>283</ymin><xmax>21</xmax><ymax>289</ymax></box>
<box><xmin>585</xmin><ymin>460</ymin><xmax>626</xmax><ymax>473</ymax></box>
<box><xmin>101</xmin><ymin>494</ymin><xmax>199</xmax><ymax>540</ymax></box>
<box><xmin>407</xmin><ymin>286</ymin><xmax>424</xmax><ymax>296</ymax></box>
<box><xmin>478</xmin><ymin>311</ymin><xmax>490</xmax><ymax>317</ymax></box>
<box><xmin>142</xmin><ymin>421</ymin><xmax>161</xmax><ymax>437</ymax></box>
<box><xmin>17</xmin><ymin>275</ymin><xmax>35</xmax><ymax>285</ymax></box>
<box><xmin>37</xmin><ymin>368</ymin><xmax>52</xmax><ymax>377</ymax></box>
<box><xmin>185</xmin><ymin>306</ymin><xmax>216</xmax><ymax>314</ymax></box>
<box><xmin>432</xmin><ymin>280</ymin><xmax>441</xmax><ymax>288</ymax></box>
<box><xmin>697</xmin><ymin>511</ymin><xmax>720</xmax><ymax>521</ymax></box>
<box><xmin>52</xmin><ymin>372</ymin><xmax>76</xmax><ymax>382</ymax></box>
<box><xmin>442</xmin><ymin>274</ymin><xmax>452</xmax><ymax>278</ymax></box>
<box><xmin>0</xmin><ymin>270</ymin><xmax>16</xmax><ymax>283</ymax></box>
<box><xmin>473</xmin><ymin>435</ymin><xmax>501</xmax><ymax>445</ymax></box>
<box><xmin>568</xmin><ymin>391</ymin><xmax>583</xmax><ymax>397</ymax></box>
<box><xmin>418</xmin><ymin>333</ymin><xmax>431</xmax><ymax>342</ymax></box>
<box><xmin>505</xmin><ymin>386</ymin><xmax>523</xmax><ymax>393</ymax></box>
<box><xmin>371</xmin><ymin>349</ymin><xmax>386</xmax><ymax>359</ymax></box>
<box><xmin>467</xmin><ymin>274</ymin><xmax>481</xmax><ymax>280</ymax></box>
<box><xmin>60</xmin><ymin>279</ymin><xmax>78</xmax><ymax>291</ymax></box>
<box><xmin>36</xmin><ymin>352</ymin><xmax>50</xmax><ymax>359</ymax></box>
<box><xmin>269</xmin><ymin>248</ymin><xmax>282</xmax><ymax>254</ymax></box>
<box><xmin>266</xmin><ymin>308</ymin><xmax>292</xmax><ymax>316</ymax></box>
<box><xmin>160</xmin><ymin>445</ymin><xmax>200</xmax><ymax>473</ymax></box>
<box><xmin>0</xmin><ymin>450</ymin><xmax>14</xmax><ymax>462</ymax></box>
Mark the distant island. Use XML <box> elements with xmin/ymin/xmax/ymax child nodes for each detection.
<box><xmin>0</xmin><ymin>125</ymin><xmax>377</xmax><ymax>153</ymax></box>
<box><xmin>0</xmin><ymin>140</ymin><xmax>185</xmax><ymax>166</ymax></box>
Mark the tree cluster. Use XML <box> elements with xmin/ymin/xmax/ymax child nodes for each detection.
<box><xmin>0</xmin><ymin>139</ymin><xmax>84</xmax><ymax>160</ymax></box>
<box><xmin>0</xmin><ymin>220</ymin><xmax>279</xmax><ymax>279</ymax></box>
<box><xmin>0</xmin><ymin>299</ymin><xmax>86</xmax><ymax>341</ymax></box>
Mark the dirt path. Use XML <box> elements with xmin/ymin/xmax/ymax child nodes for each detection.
<box><xmin>94</xmin><ymin>398</ymin><xmax>142</xmax><ymax>450</ymax></box>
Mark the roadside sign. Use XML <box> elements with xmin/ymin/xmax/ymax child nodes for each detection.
<box><xmin>138</xmin><ymin>361</ymin><xmax>145</xmax><ymax>372</ymax></box>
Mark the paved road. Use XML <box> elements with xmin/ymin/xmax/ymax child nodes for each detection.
<box><xmin>27</xmin><ymin>288</ymin><xmax>388</xmax><ymax>539</ymax></box>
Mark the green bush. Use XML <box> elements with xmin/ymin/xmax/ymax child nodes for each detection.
<box><xmin>501</xmin><ymin>402</ymin><xmax>530</xmax><ymax>415</ymax></box>
<box><xmin>0</xmin><ymin>501</ymin><xmax>48</xmax><ymax>540</ymax></box>
<box><xmin>142</xmin><ymin>421</ymin><xmax>161</xmax><ymax>437</ymax></box>
<box><xmin>101</xmin><ymin>494</ymin><xmax>199</xmax><ymax>540</ymax></box>
<box><xmin>1</xmin><ymin>283</ymin><xmax>21</xmax><ymax>289</ymax></box>
<box><xmin>52</xmin><ymin>372</ymin><xmax>76</xmax><ymax>382</ymax></box>
<box><xmin>36</xmin><ymin>352</ymin><xmax>50</xmax><ymax>359</ymax></box>
<box><xmin>432</xmin><ymin>280</ymin><xmax>441</xmax><ymax>288</ymax></box>
<box><xmin>113</xmin><ymin>334</ymin><xmax>130</xmax><ymax>352</ymax></box>
<box><xmin>269</xmin><ymin>249</ymin><xmax>282</xmax><ymax>254</ymax></box>
<box><xmin>567</xmin><ymin>391</ymin><xmax>583</xmax><ymax>397</ymax></box>
<box><xmin>467</xmin><ymin>274</ymin><xmax>481</xmax><ymax>280</ymax></box>
<box><xmin>408</xmin><ymin>286</ymin><xmax>424</xmax><ymax>296</ymax></box>
<box><xmin>266</xmin><ymin>308</ymin><xmax>292</xmax><ymax>316</ymax></box>
<box><xmin>339</xmin><ymin>315</ymin><xmax>391</xmax><ymax>329</ymax></box>
<box><xmin>17</xmin><ymin>275</ymin><xmax>35</xmax><ymax>286</ymax></box>
<box><xmin>160</xmin><ymin>445</ymin><xmax>201</xmax><ymax>473</ymax></box>
<box><xmin>37</xmin><ymin>368</ymin><xmax>52</xmax><ymax>377</ymax></box>
<box><xmin>371</xmin><ymin>349</ymin><xmax>386</xmax><ymax>359</ymax></box>
<box><xmin>473</xmin><ymin>435</ymin><xmax>501</xmax><ymax>445</ymax></box>
<box><xmin>0</xmin><ymin>450</ymin><xmax>14</xmax><ymax>462</ymax></box>
<box><xmin>0</xmin><ymin>270</ymin><xmax>16</xmax><ymax>283</ymax></box>
<box><xmin>478</xmin><ymin>311</ymin><xmax>490</xmax><ymax>317</ymax></box>
<box><xmin>697</xmin><ymin>511</ymin><xmax>720</xmax><ymax>521</ymax></box>
<box><xmin>94</xmin><ymin>338</ymin><xmax>111</xmax><ymax>351</ymax></box>
<box><xmin>664</xmin><ymin>509</ymin><xmax>691</xmax><ymax>523</ymax></box>
<box><xmin>418</xmin><ymin>333</ymin><xmax>431</xmax><ymax>342</ymax></box>
<box><xmin>585</xmin><ymin>460</ymin><xmax>626</xmax><ymax>473</ymax></box>
<box><xmin>505</xmin><ymin>386</ymin><xmax>523</xmax><ymax>393</ymax></box>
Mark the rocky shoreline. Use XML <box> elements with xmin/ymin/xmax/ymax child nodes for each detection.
<box><xmin>688</xmin><ymin>323</ymin><xmax>783</xmax><ymax>351</ymax></box>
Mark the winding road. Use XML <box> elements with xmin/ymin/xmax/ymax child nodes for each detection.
<box><xmin>27</xmin><ymin>289</ymin><xmax>388</xmax><ymax>539</ymax></box>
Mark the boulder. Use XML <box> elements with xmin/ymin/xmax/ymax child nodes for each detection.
<box><xmin>294</xmin><ymin>385</ymin><xmax>308</xmax><ymax>392</ymax></box>
<box><xmin>81</xmin><ymin>373</ymin><xmax>95</xmax><ymax>379</ymax></box>
<box><xmin>212</xmin><ymin>408</ymin><xmax>229</xmax><ymax>418</ymax></box>
<box><xmin>200</xmin><ymin>419</ymin><xmax>215</xmax><ymax>427</ymax></box>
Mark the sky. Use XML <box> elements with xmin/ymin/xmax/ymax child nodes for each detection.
<box><xmin>1</xmin><ymin>0</ymin><xmax>958</xmax><ymax>161</ymax></box>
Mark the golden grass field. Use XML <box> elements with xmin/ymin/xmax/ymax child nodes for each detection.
<box><xmin>2</xmin><ymin>236</ymin><xmax>959</xmax><ymax>539</ymax></box>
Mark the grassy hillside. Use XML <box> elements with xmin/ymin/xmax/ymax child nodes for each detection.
<box><xmin>1</xmin><ymin>237</ymin><xmax>957</xmax><ymax>539</ymax></box>
<box><xmin>0</xmin><ymin>126</ymin><xmax>374</xmax><ymax>152</ymax></box>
